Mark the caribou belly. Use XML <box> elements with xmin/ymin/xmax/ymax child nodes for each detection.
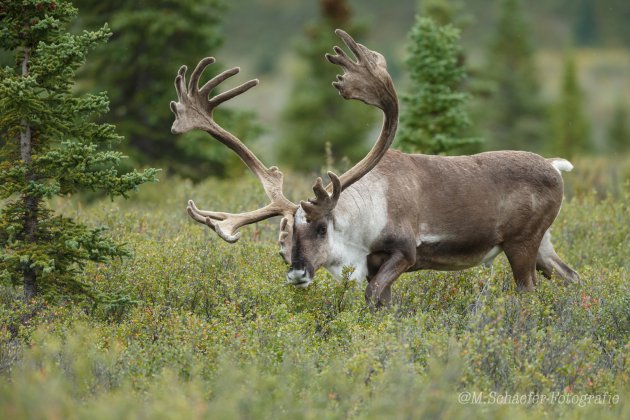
<box><xmin>412</xmin><ymin>235</ymin><xmax>502</xmax><ymax>271</ymax></box>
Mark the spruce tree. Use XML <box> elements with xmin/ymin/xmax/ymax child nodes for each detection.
<box><xmin>421</xmin><ymin>0</ymin><xmax>469</xmax><ymax>27</ymax></box>
<box><xmin>279</xmin><ymin>0</ymin><xmax>375</xmax><ymax>172</ymax></box>
<box><xmin>573</xmin><ymin>0</ymin><xmax>599</xmax><ymax>46</ymax></box>
<box><xmin>396</xmin><ymin>14</ymin><xmax>478</xmax><ymax>154</ymax></box>
<box><xmin>74</xmin><ymin>0</ymin><xmax>256</xmax><ymax>180</ymax></box>
<box><xmin>607</xmin><ymin>100</ymin><xmax>630</xmax><ymax>153</ymax></box>
<box><xmin>483</xmin><ymin>0</ymin><xmax>545</xmax><ymax>151</ymax></box>
<box><xmin>0</xmin><ymin>0</ymin><xmax>157</xmax><ymax>299</ymax></box>
<box><xmin>549</xmin><ymin>53</ymin><xmax>592</xmax><ymax>156</ymax></box>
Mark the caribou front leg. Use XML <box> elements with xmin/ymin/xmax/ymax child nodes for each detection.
<box><xmin>365</xmin><ymin>250</ymin><xmax>414</xmax><ymax>308</ymax></box>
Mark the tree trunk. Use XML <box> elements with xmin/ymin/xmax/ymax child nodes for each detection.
<box><xmin>20</xmin><ymin>47</ymin><xmax>38</xmax><ymax>300</ymax></box>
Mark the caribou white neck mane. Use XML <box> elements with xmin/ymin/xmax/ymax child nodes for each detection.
<box><xmin>171</xmin><ymin>29</ymin><xmax>579</xmax><ymax>307</ymax></box>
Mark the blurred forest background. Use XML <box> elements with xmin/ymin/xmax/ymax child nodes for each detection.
<box><xmin>3</xmin><ymin>0</ymin><xmax>630</xmax><ymax>181</ymax></box>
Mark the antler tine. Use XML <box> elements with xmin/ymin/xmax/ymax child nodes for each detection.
<box><xmin>278</xmin><ymin>215</ymin><xmax>294</xmax><ymax>264</ymax></box>
<box><xmin>327</xmin><ymin>46</ymin><xmax>355</xmax><ymax>68</ymax></box>
<box><xmin>300</xmin><ymin>172</ymin><xmax>341</xmax><ymax>222</ymax></box>
<box><xmin>188</xmin><ymin>57</ymin><xmax>216</xmax><ymax>94</ymax></box>
<box><xmin>187</xmin><ymin>200</ymin><xmax>240</xmax><ymax>243</ymax></box>
<box><xmin>326</xmin><ymin>29</ymin><xmax>366</xmax><ymax>69</ymax></box>
<box><xmin>199</xmin><ymin>67</ymin><xmax>239</xmax><ymax>96</ymax></box>
<box><xmin>335</xmin><ymin>29</ymin><xmax>363</xmax><ymax>61</ymax></box>
<box><xmin>325</xmin><ymin>29</ymin><xmax>395</xmax><ymax>109</ymax></box>
<box><xmin>174</xmin><ymin>65</ymin><xmax>188</xmax><ymax>98</ymax></box>
<box><xmin>172</xmin><ymin>57</ymin><xmax>298</xmax><ymax>243</ymax></box>
<box><xmin>209</xmin><ymin>79</ymin><xmax>259</xmax><ymax>108</ymax></box>
<box><xmin>279</xmin><ymin>217</ymin><xmax>289</xmax><ymax>241</ymax></box>
<box><xmin>187</xmin><ymin>197</ymin><xmax>290</xmax><ymax>243</ymax></box>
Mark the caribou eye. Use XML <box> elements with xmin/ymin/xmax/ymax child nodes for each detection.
<box><xmin>317</xmin><ymin>225</ymin><xmax>327</xmax><ymax>236</ymax></box>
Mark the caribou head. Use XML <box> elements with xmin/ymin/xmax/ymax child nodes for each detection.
<box><xmin>171</xmin><ymin>30</ymin><xmax>579</xmax><ymax>306</ymax></box>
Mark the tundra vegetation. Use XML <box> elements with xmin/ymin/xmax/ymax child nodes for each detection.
<box><xmin>0</xmin><ymin>171</ymin><xmax>629</xmax><ymax>418</ymax></box>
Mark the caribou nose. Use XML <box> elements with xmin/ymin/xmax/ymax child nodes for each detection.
<box><xmin>286</xmin><ymin>268</ymin><xmax>310</xmax><ymax>286</ymax></box>
<box><xmin>286</xmin><ymin>269</ymin><xmax>306</xmax><ymax>282</ymax></box>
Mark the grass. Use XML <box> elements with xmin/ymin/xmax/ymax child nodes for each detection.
<box><xmin>0</xmin><ymin>171</ymin><xmax>629</xmax><ymax>419</ymax></box>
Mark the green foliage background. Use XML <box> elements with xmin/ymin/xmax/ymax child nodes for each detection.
<box><xmin>481</xmin><ymin>0</ymin><xmax>547</xmax><ymax>151</ymax></box>
<box><xmin>607</xmin><ymin>101</ymin><xmax>630</xmax><ymax>154</ymax></box>
<box><xmin>279</xmin><ymin>0</ymin><xmax>375</xmax><ymax>172</ymax></box>
<box><xmin>549</xmin><ymin>53</ymin><xmax>592</xmax><ymax>156</ymax></box>
<box><xmin>73</xmin><ymin>0</ymin><xmax>261</xmax><ymax>180</ymax></box>
<box><xmin>4</xmin><ymin>0</ymin><xmax>627</xmax><ymax>174</ymax></box>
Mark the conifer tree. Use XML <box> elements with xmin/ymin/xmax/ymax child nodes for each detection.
<box><xmin>549</xmin><ymin>54</ymin><xmax>592</xmax><ymax>156</ymax></box>
<box><xmin>483</xmin><ymin>0</ymin><xmax>545</xmax><ymax>151</ymax></box>
<box><xmin>396</xmin><ymin>13</ymin><xmax>478</xmax><ymax>154</ymax></box>
<box><xmin>421</xmin><ymin>0</ymin><xmax>468</xmax><ymax>27</ymax></box>
<box><xmin>607</xmin><ymin>100</ymin><xmax>630</xmax><ymax>153</ymax></box>
<box><xmin>74</xmin><ymin>0</ymin><xmax>256</xmax><ymax>180</ymax></box>
<box><xmin>573</xmin><ymin>0</ymin><xmax>599</xmax><ymax>46</ymax></box>
<box><xmin>0</xmin><ymin>0</ymin><xmax>157</xmax><ymax>299</ymax></box>
<box><xmin>279</xmin><ymin>0</ymin><xmax>374</xmax><ymax>172</ymax></box>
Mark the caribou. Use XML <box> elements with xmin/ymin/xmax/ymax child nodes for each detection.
<box><xmin>170</xmin><ymin>29</ymin><xmax>579</xmax><ymax>306</ymax></box>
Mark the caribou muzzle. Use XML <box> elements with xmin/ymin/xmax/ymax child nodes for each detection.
<box><xmin>286</xmin><ymin>265</ymin><xmax>314</xmax><ymax>288</ymax></box>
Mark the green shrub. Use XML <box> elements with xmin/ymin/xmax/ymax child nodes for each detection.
<box><xmin>1</xmin><ymin>175</ymin><xmax>629</xmax><ymax>418</ymax></box>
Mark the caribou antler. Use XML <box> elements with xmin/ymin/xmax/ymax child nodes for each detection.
<box><xmin>300</xmin><ymin>172</ymin><xmax>341</xmax><ymax>222</ymax></box>
<box><xmin>302</xmin><ymin>29</ymin><xmax>399</xmax><ymax>221</ymax></box>
<box><xmin>170</xmin><ymin>58</ymin><xmax>298</xmax><ymax>243</ymax></box>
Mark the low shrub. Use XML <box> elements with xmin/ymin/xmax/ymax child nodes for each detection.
<box><xmin>1</xmin><ymin>176</ymin><xmax>628</xmax><ymax>418</ymax></box>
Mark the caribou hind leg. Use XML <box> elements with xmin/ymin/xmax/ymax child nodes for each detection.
<box><xmin>504</xmin><ymin>230</ymin><xmax>579</xmax><ymax>291</ymax></box>
<box><xmin>536</xmin><ymin>230</ymin><xmax>580</xmax><ymax>284</ymax></box>
<box><xmin>503</xmin><ymin>240</ymin><xmax>540</xmax><ymax>291</ymax></box>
